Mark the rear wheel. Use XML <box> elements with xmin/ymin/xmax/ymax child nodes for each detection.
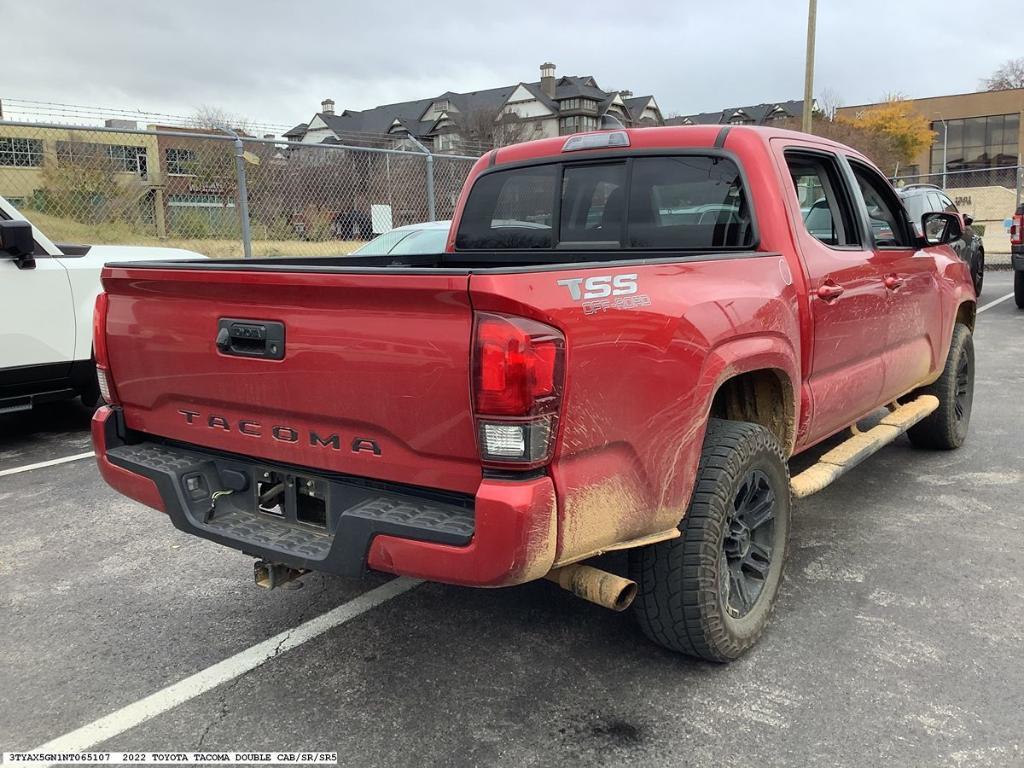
<box><xmin>77</xmin><ymin>376</ymin><xmax>102</xmax><ymax>409</ymax></box>
<box><xmin>972</xmin><ymin>249</ymin><xmax>984</xmax><ymax>297</ymax></box>
<box><xmin>629</xmin><ymin>419</ymin><xmax>790</xmax><ymax>662</ymax></box>
<box><xmin>907</xmin><ymin>323</ymin><xmax>973</xmax><ymax>450</ymax></box>
<box><xmin>1015</xmin><ymin>270</ymin><xmax>1024</xmax><ymax>310</ymax></box>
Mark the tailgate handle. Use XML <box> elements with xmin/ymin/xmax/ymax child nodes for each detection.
<box><xmin>216</xmin><ymin>318</ymin><xmax>285</xmax><ymax>360</ymax></box>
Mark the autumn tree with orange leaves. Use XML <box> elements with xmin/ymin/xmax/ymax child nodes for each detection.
<box><xmin>841</xmin><ymin>100</ymin><xmax>935</xmax><ymax>167</ymax></box>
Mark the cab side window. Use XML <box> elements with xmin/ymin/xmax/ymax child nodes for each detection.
<box><xmin>785</xmin><ymin>151</ymin><xmax>859</xmax><ymax>247</ymax></box>
<box><xmin>848</xmin><ymin>161</ymin><xmax>912</xmax><ymax>248</ymax></box>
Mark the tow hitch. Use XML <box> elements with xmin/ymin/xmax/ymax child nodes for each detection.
<box><xmin>254</xmin><ymin>560</ymin><xmax>308</xmax><ymax>590</ymax></box>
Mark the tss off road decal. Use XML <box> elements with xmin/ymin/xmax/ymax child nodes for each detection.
<box><xmin>557</xmin><ymin>273</ymin><xmax>651</xmax><ymax>314</ymax></box>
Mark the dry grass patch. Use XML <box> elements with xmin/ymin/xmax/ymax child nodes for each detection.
<box><xmin>22</xmin><ymin>210</ymin><xmax>363</xmax><ymax>259</ymax></box>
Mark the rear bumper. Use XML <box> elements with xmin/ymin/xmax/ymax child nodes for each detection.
<box><xmin>91</xmin><ymin>406</ymin><xmax>557</xmax><ymax>587</ymax></box>
<box><xmin>1012</xmin><ymin>246</ymin><xmax>1024</xmax><ymax>271</ymax></box>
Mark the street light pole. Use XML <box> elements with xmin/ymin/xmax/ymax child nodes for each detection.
<box><xmin>802</xmin><ymin>0</ymin><xmax>817</xmax><ymax>134</ymax></box>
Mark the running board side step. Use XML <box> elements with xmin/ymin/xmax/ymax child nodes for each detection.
<box><xmin>791</xmin><ymin>395</ymin><xmax>939</xmax><ymax>499</ymax></box>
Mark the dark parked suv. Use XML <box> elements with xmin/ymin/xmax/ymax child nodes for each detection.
<box><xmin>899</xmin><ymin>185</ymin><xmax>984</xmax><ymax>296</ymax></box>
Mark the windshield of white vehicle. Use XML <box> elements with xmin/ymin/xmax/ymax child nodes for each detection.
<box><xmin>387</xmin><ymin>227</ymin><xmax>449</xmax><ymax>255</ymax></box>
<box><xmin>351</xmin><ymin>229</ymin><xmax>414</xmax><ymax>255</ymax></box>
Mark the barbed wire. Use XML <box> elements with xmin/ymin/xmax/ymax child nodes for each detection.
<box><xmin>0</xmin><ymin>98</ymin><xmax>492</xmax><ymax>156</ymax></box>
<box><xmin>0</xmin><ymin>97</ymin><xmax>293</xmax><ymax>137</ymax></box>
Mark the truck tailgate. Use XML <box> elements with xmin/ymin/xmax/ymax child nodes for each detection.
<box><xmin>101</xmin><ymin>266</ymin><xmax>481</xmax><ymax>495</ymax></box>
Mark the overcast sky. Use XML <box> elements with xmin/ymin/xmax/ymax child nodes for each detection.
<box><xmin>5</xmin><ymin>0</ymin><xmax>1019</xmax><ymax>132</ymax></box>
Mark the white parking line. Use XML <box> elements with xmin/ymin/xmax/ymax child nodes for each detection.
<box><xmin>0</xmin><ymin>451</ymin><xmax>94</xmax><ymax>478</ymax></box>
<box><xmin>978</xmin><ymin>291</ymin><xmax>1014</xmax><ymax>314</ymax></box>
<box><xmin>28</xmin><ymin>577</ymin><xmax>420</xmax><ymax>764</ymax></box>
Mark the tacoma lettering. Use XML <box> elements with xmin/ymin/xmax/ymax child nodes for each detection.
<box><xmin>176</xmin><ymin>410</ymin><xmax>377</xmax><ymax>455</ymax></box>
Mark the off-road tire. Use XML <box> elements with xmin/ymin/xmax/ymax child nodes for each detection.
<box><xmin>628</xmin><ymin>419</ymin><xmax>790</xmax><ymax>662</ymax></box>
<box><xmin>972</xmin><ymin>250</ymin><xmax>984</xmax><ymax>297</ymax></box>
<box><xmin>907</xmin><ymin>323</ymin><xmax>974</xmax><ymax>450</ymax></box>
<box><xmin>1015</xmin><ymin>270</ymin><xmax>1024</xmax><ymax>309</ymax></box>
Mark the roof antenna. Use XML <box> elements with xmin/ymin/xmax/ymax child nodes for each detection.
<box><xmin>600</xmin><ymin>114</ymin><xmax>625</xmax><ymax>130</ymax></box>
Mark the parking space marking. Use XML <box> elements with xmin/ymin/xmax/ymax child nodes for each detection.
<box><xmin>0</xmin><ymin>451</ymin><xmax>94</xmax><ymax>478</ymax></box>
<box><xmin>28</xmin><ymin>577</ymin><xmax>420</xmax><ymax>762</ymax></box>
<box><xmin>977</xmin><ymin>291</ymin><xmax>1014</xmax><ymax>314</ymax></box>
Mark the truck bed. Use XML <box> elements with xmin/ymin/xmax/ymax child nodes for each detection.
<box><xmin>109</xmin><ymin>247</ymin><xmax>769</xmax><ymax>273</ymax></box>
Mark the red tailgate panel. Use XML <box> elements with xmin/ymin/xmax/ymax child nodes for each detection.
<box><xmin>102</xmin><ymin>267</ymin><xmax>481</xmax><ymax>495</ymax></box>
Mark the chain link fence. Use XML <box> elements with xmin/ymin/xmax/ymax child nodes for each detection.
<box><xmin>892</xmin><ymin>164</ymin><xmax>1022</xmax><ymax>194</ymax></box>
<box><xmin>0</xmin><ymin>121</ymin><xmax>481</xmax><ymax>258</ymax></box>
<box><xmin>892</xmin><ymin>164</ymin><xmax>1022</xmax><ymax>257</ymax></box>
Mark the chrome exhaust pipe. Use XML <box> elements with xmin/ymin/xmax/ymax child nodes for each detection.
<box><xmin>545</xmin><ymin>564</ymin><xmax>637</xmax><ymax>612</ymax></box>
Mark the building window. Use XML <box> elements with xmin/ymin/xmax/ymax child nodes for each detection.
<box><xmin>558</xmin><ymin>116</ymin><xmax>599</xmax><ymax>135</ymax></box>
<box><xmin>435</xmin><ymin>133</ymin><xmax>458</xmax><ymax>152</ymax></box>
<box><xmin>930</xmin><ymin>113</ymin><xmax>1019</xmax><ymax>176</ymax></box>
<box><xmin>56</xmin><ymin>141</ymin><xmax>148</xmax><ymax>178</ymax></box>
<box><xmin>165</xmin><ymin>148</ymin><xmax>197</xmax><ymax>175</ymax></box>
<box><xmin>431</xmin><ymin>100</ymin><xmax>449</xmax><ymax>116</ymax></box>
<box><xmin>559</xmin><ymin>98</ymin><xmax>598</xmax><ymax>113</ymax></box>
<box><xmin>0</xmin><ymin>137</ymin><xmax>44</xmax><ymax>167</ymax></box>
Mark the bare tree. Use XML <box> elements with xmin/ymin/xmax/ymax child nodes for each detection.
<box><xmin>816</xmin><ymin>87</ymin><xmax>843</xmax><ymax>121</ymax></box>
<box><xmin>454</xmin><ymin>106</ymin><xmax>529</xmax><ymax>151</ymax></box>
<box><xmin>983</xmin><ymin>57</ymin><xmax>1024</xmax><ymax>90</ymax></box>
<box><xmin>189</xmin><ymin>105</ymin><xmax>253</xmax><ymax>135</ymax></box>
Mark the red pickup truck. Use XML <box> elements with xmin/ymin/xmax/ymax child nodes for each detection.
<box><xmin>92</xmin><ymin>125</ymin><xmax>976</xmax><ymax>661</ymax></box>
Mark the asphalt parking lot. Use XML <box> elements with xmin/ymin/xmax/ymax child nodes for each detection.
<box><xmin>2</xmin><ymin>271</ymin><xmax>1022</xmax><ymax>768</ymax></box>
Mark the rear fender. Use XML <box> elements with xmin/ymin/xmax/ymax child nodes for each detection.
<box><xmin>700</xmin><ymin>335</ymin><xmax>801</xmax><ymax>455</ymax></box>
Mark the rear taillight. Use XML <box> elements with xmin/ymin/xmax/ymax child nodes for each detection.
<box><xmin>92</xmin><ymin>292</ymin><xmax>119</xmax><ymax>405</ymax></box>
<box><xmin>1012</xmin><ymin>214</ymin><xmax>1023</xmax><ymax>246</ymax></box>
<box><xmin>472</xmin><ymin>312</ymin><xmax>565</xmax><ymax>467</ymax></box>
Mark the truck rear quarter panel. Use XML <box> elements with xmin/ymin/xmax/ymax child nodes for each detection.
<box><xmin>470</xmin><ymin>256</ymin><xmax>800</xmax><ymax>566</ymax></box>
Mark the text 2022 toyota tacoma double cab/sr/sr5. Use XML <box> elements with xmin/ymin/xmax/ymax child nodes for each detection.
<box><xmin>91</xmin><ymin>126</ymin><xmax>976</xmax><ymax>661</ymax></box>
<box><xmin>0</xmin><ymin>194</ymin><xmax>204</xmax><ymax>413</ymax></box>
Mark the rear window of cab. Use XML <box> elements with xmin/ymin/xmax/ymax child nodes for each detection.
<box><xmin>454</xmin><ymin>155</ymin><xmax>755</xmax><ymax>251</ymax></box>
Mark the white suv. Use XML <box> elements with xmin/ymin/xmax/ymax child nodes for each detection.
<box><xmin>0</xmin><ymin>195</ymin><xmax>205</xmax><ymax>412</ymax></box>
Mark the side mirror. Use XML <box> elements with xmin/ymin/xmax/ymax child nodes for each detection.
<box><xmin>963</xmin><ymin>214</ymin><xmax>974</xmax><ymax>226</ymax></box>
<box><xmin>0</xmin><ymin>220</ymin><xmax>36</xmax><ymax>269</ymax></box>
<box><xmin>921</xmin><ymin>212</ymin><xmax>962</xmax><ymax>246</ymax></box>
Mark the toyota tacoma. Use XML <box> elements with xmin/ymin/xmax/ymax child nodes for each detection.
<box><xmin>91</xmin><ymin>125</ymin><xmax>976</xmax><ymax>660</ymax></box>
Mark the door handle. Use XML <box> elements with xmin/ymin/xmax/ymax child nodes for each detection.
<box><xmin>817</xmin><ymin>282</ymin><xmax>845</xmax><ymax>301</ymax></box>
<box><xmin>216</xmin><ymin>318</ymin><xmax>286</xmax><ymax>360</ymax></box>
<box><xmin>884</xmin><ymin>274</ymin><xmax>904</xmax><ymax>290</ymax></box>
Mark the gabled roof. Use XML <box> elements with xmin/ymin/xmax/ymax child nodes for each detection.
<box><xmin>514</xmin><ymin>82</ymin><xmax>558</xmax><ymax>111</ymax></box>
<box><xmin>665</xmin><ymin>99</ymin><xmax>807</xmax><ymax>126</ymax></box>
<box><xmin>553</xmin><ymin>75</ymin><xmax>606</xmax><ymax>101</ymax></box>
<box><xmin>624</xmin><ymin>95</ymin><xmax>656</xmax><ymax>113</ymax></box>
<box><xmin>290</xmin><ymin>72</ymin><xmax>661</xmax><ymax>146</ymax></box>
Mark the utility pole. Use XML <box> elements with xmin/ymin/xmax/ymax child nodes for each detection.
<box><xmin>940</xmin><ymin>118</ymin><xmax>948</xmax><ymax>189</ymax></box>
<box><xmin>802</xmin><ymin>0</ymin><xmax>817</xmax><ymax>134</ymax></box>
